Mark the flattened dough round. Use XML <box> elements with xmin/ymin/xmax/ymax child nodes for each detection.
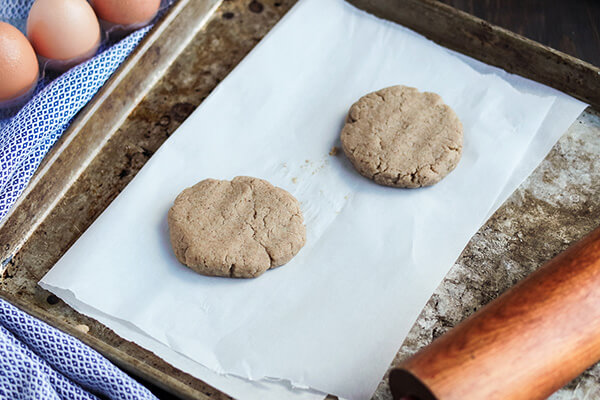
<box><xmin>168</xmin><ymin>176</ymin><xmax>306</xmax><ymax>278</ymax></box>
<box><xmin>340</xmin><ymin>85</ymin><xmax>463</xmax><ymax>188</ymax></box>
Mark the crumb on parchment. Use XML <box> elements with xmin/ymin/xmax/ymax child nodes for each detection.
<box><xmin>329</xmin><ymin>146</ymin><xmax>339</xmax><ymax>156</ymax></box>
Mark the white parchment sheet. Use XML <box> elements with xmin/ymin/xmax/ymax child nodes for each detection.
<box><xmin>41</xmin><ymin>0</ymin><xmax>587</xmax><ymax>399</ymax></box>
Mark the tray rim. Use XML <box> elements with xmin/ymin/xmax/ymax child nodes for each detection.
<box><xmin>1</xmin><ymin>0</ymin><xmax>599</xmax><ymax>399</ymax></box>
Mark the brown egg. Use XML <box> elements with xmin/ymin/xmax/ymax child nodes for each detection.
<box><xmin>91</xmin><ymin>0</ymin><xmax>161</xmax><ymax>26</ymax></box>
<box><xmin>27</xmin><ymin>0</ymin><xmax>101</xmax><ymax>71</ymax></box>
<box><xmin>0</xmin><ymin>22</ymin><xmax>39</xmax><ymax>107</ymax></box>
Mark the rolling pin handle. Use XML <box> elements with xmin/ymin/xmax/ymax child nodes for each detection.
<box><xmin>389</xmin><ymin>226</ymin><xmax>600</xmax><ymax>400</ymax></box>
<box><xmin>390</xmin><ymin>368</ymin><xmax>437</xmax><ymax>400</ymax></box>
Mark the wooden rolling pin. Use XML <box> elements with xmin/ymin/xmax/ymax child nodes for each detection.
<box><xmin>389</xmin><ymin>226</ymin><xmax>600</xmax><ymax>400</ymax></box>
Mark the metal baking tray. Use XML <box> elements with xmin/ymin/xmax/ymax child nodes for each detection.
<box><xmin>1</xmin><ymin>0</ymin><xmax>599</xmax><ymax>399</ymax></box>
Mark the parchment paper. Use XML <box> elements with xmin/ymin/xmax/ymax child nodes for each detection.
<box><xmin>46</xmin><ymin>286</ymin><xmax>325</xmax><ymax>400</ymax></box>
<box><xmin>40</xmin><ymin>0</ymin><xmax>587</xmax><ymax>399</ymax></box>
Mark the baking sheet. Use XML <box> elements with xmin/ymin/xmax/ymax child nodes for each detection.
<box><xmin>40</xmin><ymin>0</ymin><xmax>587</xmax><ymax>399</ymax></box>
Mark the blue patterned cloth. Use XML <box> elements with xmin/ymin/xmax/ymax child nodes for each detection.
<box><xmin>0</xmin><ymin>1</ymin><xmax>153</xmax><ymax>222</ymax></box>
<box><xmin>0</xmin><ymin>298</ymin><xmax>158</xmax><ymax>400</ymax></box>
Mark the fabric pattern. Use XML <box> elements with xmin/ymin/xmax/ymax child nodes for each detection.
<box><xmin>0</xmin><ymin>0</ymin><xmax>31</xmax><ymax>31</ymax></box>
<box><xmin>0</xmin><ymin>298</ymin><xmax>158</xmax><ymax>400</ymax></box>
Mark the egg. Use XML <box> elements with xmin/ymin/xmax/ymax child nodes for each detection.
<box><xmin>91</xmin><ymin>0</ymin><xmax>160</xmax><ymax>34</ymax></box>
<box><xmin>0</xmin><ymin>22</ymin><xmax>39</xmax><ymax>108</ymax></box>
<box><xmin>27</xmin><ymin>0</ymin><xmax>101</xmax><ymax>72</ymax></box>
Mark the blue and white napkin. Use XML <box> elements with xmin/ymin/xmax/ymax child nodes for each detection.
<box><xmin>0</xmin><ymin>298</ymin><xmax>158</xmax><ymax>400</ymax></box>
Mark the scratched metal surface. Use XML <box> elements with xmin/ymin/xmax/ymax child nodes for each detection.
<box><xmin>0</xmin><ymin>1</ymin><xmax>599</xmax><ymax>399</ymax></box>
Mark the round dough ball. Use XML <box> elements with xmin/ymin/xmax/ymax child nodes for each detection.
<box><xmin>168</xmin><ymin>176</ymin><xmax>306</xmax><ymax>278</ymax></box>
<box><xmin>340</xmin><ymin>85</ymin><xmax>463</xmax><ymax>188</ymax></box>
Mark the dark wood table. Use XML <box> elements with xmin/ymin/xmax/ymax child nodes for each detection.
<box><xmin>440</xmin><ymin>0</ymin><xmax>600</xmax><ymax>67</ymax></box>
